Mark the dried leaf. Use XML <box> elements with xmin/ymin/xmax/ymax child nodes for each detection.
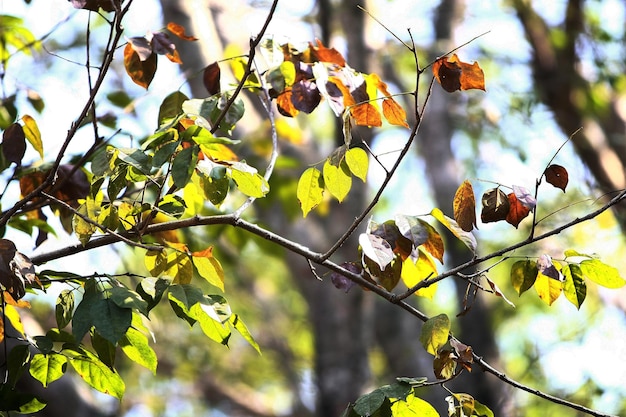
<box><xmin>123</xmin><ymin>43</ymin><xmax>157</xmax><ymax>89</ymax></box>
<box><xmin>433</xmin><ymin>54</ymin><xmax>485</xmax><ymax>92</ymax></box>
<box><xmin>544</xmin><ymin>164</ymin><xmax>568</xmax><ymax>192</ymax></box>
<box><xmin>537</xmin><ymin>254</ymin><xmax>563</xmax><ymax>282</ymax></box>
<box><xmin>166</xmin><ymin>22</ymin><xmax>198</xmax><ymax>41</ymax></box>
<box><xmin>453</xmin><ymin>180</ymin><xmax>476</xmax><ymax>232</ymax></box>
<box><xmin>309</xmin><ymin>39</ymin><xmax>346</xmax><ymax>66</ymax></box>
<box><xmin>203</xmin><ymin>62</ymin><xmax>221</xmax><ymax>95</ymax></box>
<box><xmin>382</xmin><ymin>98</ymin><xmax>409</xmax><ymax>128</ymax></box>
<box><xmin>291</xmin><ymin>80</ymin><xmax>321</xmax><ymax>113</ymax></box>
<box><xmin>480</xmin><ymin>188</ymin><xmax>510</xmax><ymax>224</ymax></box>
<box><xmin>276</xmin><ymin>89</ymin><xmax>298</xmax><ymax>117</ymax></box>
<box><xmin>484</xmin><ymin>275</ymin><xmax>515</xmax><ymax>308</ymax></box>
<box><xmin>2</xmin><ymin>123</ymin><xmax>26</xmax><ymax>165</ymax></box>
<box><xmin>505</xmin><ymin>193</ymin><xmax>531</xmax><ymax>228</ymax></box>
<box><xmin>512</xmin><ymin>185</ymin><xmax>536</xmax><ymax>210</ymax></box>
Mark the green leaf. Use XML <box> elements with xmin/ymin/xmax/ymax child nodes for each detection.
<box><xmin>419</xmin><ymin>314</ymin><xmax>450</xmax><ymax>355</ymax></box>
<box><xmin>190</xmin><ymin>302</ymin><xmax>231</xmax><ymax>345</ymax></box>
<box><xmin>172</xmin><ymin>145</ymin><xmax>199</xmax><ymax>188</ymax></box>
<box><xmin>73</xmin><ymin>200</ymin><xmax>99</xmax><ymax>246</ymax></box>
<box><xmin>158</xmin><ymin>194</ymin><xmax>187</xmax><ymax>218</ymax></box>
<box><xmin>391</xmin><ymin>393</ymin><xmax>440</xmax><ymax>417</ymax></box>
<box><xmin>230</xmin><ymin>314</ymin><xmax>260</xmax><ymax>354</ymax></box>
<box><xmin>91</xmin><ymin>297</ymin><xmax>133</xmax><ymax>344</ymax></box>
<box><xmin>228</xmin><ymin>161</ymin><xmax>269</xmax><ymax>198</ymax></box>
<box><xmin>55</xmin><ymin>289</ymin><xmax>74</xmax><ymax>329</ymax></box>
<box><xmin>201</xmin><ymin>166</ymin><xmax>229</xmax><ymax>206</ymax></box>
<box><xmin>510</xmin><ymin>260</ymin><xmax>538</xmax><ymax>296</ymax></box>
<box><xmin>473</xmin><ymin>399</ymin><xmax>495</xmax><ymax>417</ymax></box>
<box><xmin>580</xmin><ymin>259</ymin><xmax>626</xmax><ymax>288</ymax></box>
<box><xmin>158</xmin><ymin>91</ymin><xmax>188</xmax><ymax>125</ymax></box>
<box><xmin>136</xmin><ymin>277</ymin><xmax>170</xmax><ymax>312</ymax></box>
<box><xmin>353</xmin><ymin>389</ymin><xmax>388</xmax><ymax>416</ymax></box>
<box><xmin>109</xmin><ymin>286</ymin><xmax>149</xmax><ymax>316</ymax></box>
<box><xmin>345</xmin><ymin>147</ymin><xmax>369</xmax><ymax>182</ymax></box>
<box><xmin>6</xmin><ymin>344</ymin><xmax>31</xmax><ymax>387</ymax></box>
<box><xmin>168</xmin><ymin>284</ymin><xmax>205</xmax><ymax>313</ymax></box>
<box><xmin>323</xmin><ymin>158</ymin><xmax>352</xmax><ymax>202</ymax></box>
<box><xmin>297</xmin><ymin>167</ymin><xmax>324</xmax><ymax>217</ymax></box>
<box><xmin>563</xmin><ymin>263</ymin><xmax>586</xmax><ymax>309</ymax></box>
<box><xmin>152</xmin><ymin>140</ymin><xmax>179</xmax><ymax>166</ymax></box>
<box><xmin>91</xmin><ymin>331</ymin><xmax>116</xmax><ymax>369</ymax></box>
<box><xmin>65</xmin><ymin>345</ymin><xmax>125</xmax><ymax>400</ymax></box>
<box><xmin>116</xmin><ymin>147</ymin><xmax>152</xmax><ymax>174</ymax></box>
<box><xmin>120</xmin><ymin>327</ymin><xmax>157</xmax><ymax>374</ymax></box>
<box><xmin>430</xmin><ymin>208</ymin><xmax>476</xmax><ymax>253</ymax></box>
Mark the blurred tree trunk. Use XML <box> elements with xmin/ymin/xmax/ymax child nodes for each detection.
<box><xmin>416</xmin><ymin>0</ymin><xmax>511</xmax><ymax>415</ymax></box>
<box><xmin>159</xmin><ymin>1</ymin><xmax>374</xmax><ymax>416</ymax></box>
<box><xmin>512</xmin><ymin>0</ymin><xmax>626</xmax><ymax>230</ymax></box>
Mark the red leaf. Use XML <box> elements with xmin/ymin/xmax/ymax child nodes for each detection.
<box><xmin>505</xmin><ymin>193</ymin><xmax>531</xmax><ymax>228</ymax></box>
<box><xmin>544</xmin><ymin>164</ymin><xmax>568</xmax><ymax>192</ymax></box>
<box><xmin>203</xmin><ymin>62</ymin><xmax>221</xmax><ymax>95</ymax></box>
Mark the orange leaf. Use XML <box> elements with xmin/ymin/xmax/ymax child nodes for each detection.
<box><xmin>166</xmin><ymin>50</ymin><xmax>182</xmax><ymax>64</ymax></box>
<box><xmin>276</xmin><ymin>89</ymin><xmax>299</xmax><ymax>117</ymax></box>
<box><xmin>191</xmin><ymin>246</ymin><xmax>214</xmax><ymax>258</ymax></box>
<box><xmin>123</xmin><ymin>43</ymin><xmax>157</xmax><ymax>89</ymax></box>
<box><xmin>433</xmin><ymin>54</ymin><xmax>485</xmax><ymax>92</ymax></box>
<box><xmin>351</xmin><ymin>103</ymin><xmax>382</xmax><ymax>127</ymax></box>
<box><xmin>166</xmin><ymin>22</ymin><xmax>198</xmax><ymax>41</ymax></box>
<box><xmin>453</xmin><ymin>180</ymin><xmax>476</xmax><ymax>232</ymax></box>
<box><xmin>505</xmin><ymin>193</ymin><xmax>531</xmax><ymax>228</ymax></box>
<box><xmin>309</xmin><ymin>39</ymin><xmax>346</xmax><ymax>67</ymax></box>
<box><xmin>328</xmin><ymin>76</ymin><xmax>356</xmax><ymax>107</ymax></box>
<box><xmin>382</xmin><ymin>98</ymin><xmax>409</xmax><ymax>128</ymax></box>
<box><xmin>544</xmin><ymin>164</ymin><xmax>568</xmax><ymax>192</ymax></box>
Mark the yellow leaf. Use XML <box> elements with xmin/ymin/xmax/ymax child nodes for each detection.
<box><xmin>192</xmin><ymin>246</ymin><xmax>225</xmax><ymax>292</ymax></box>
<box><xmin>345</xmin><ymin>147</ymin><xmax>369</xmax><ymax>182</ymax></box>
<box><xmin>534</xmin><ymin>272</ymin><xmax>562</xmax><ymax>306</ymax></box>
<box><xmin>401</xmin><ymin>250</ymin><xmax>438</xmax><ymax>299</ymax></box>
<box><xmin>297</xmin><ymin>167</ymin><xmax>324</xmax><ymax>217</ymax></box>
<box><xmin>323</xmin><ymin>159</ymin><xmax>352</xmax><ymax>202</ymax></box>
<box><xmin>21</xmin><ymin>115</ymin><xmax>43</xmax><ymax>159</ymax></box>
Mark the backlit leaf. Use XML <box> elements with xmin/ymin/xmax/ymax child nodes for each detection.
<box><xmin>505</xmin><ymin>192</ymin><xmax>531</xmax><ymax>228</ymax></box>
<box><xmin>21</xmin><ymin>115</ymin><xmax>43</xmax><ymax>159</ymax></box>
<box><xmin>291</xmin><ymin>80</ymin><xmax>321</xmax><ymax>113</ymax></box>
<box><xmin>534</xmin><ymin>271</ymin><xmax>562</xmax><ymax>306</ymax></box>
<box><xmin>401</xmin><ymin>250</ymin><xmax>438</xmax><ymax>299</ymax></box>
<box><xmin>192</xmin><ymin>246</ymin><xmax>225</xmax><ymax>292</ymax></box>
<box><xmin>345</xmin><ymin>147</ymin><xmax>368</xmax><ymax>182</ymax></box>
<box><xmin>453</xmin><ymin>180</ymin><xmax>476</xmax><ymax>232</ymax></box>
<box><xmin>29</xmin><ymin>353</ymin><xmax>67</xmax><ymax>388</ymax></box>
<box><xmin>359</xmin><ymin>233</ymin><xmax>394</xmax><ymax>272</ymax></box>
<box><xmin>189</xmin><ymin>302</ymin><xmax>231</xmax><ymax>345</ymax></box>
<box><xmin>351</xmin><ymin>102</ymin><xmax>382</xmax><ymax>127</ymax></box>
<box><xmin>434</xmin><ymin>349</ymin><xmax>456</xmax><ymax>379</ymax></box>
<box><xmin>323</xmin><ymin>159</ymin><xmax>352</xmax><ymax>202</ymax></box>
<box><xmin>391</xmin><ymin>393</ymin><xmax>439</xmax><ymax>417</ymax></box>
<box><xmin>382</xmin><ymin>98</ymin><xmax>409</xmax><ymax>128</ymax></box>
<box><xmin>230</xmin><ymin>314</ymin><xmax>261</xmax><ymax>354</ymax></box>
<box><xmin>544</xmin><ymin>164</ymin><xmax>568</xmax><ymax>192</ymax></box>
<box><xmin>120</xmin><ymin>327</ymin><xmax>157</xmax><ymax>374</ymax></box>
<box><xmin>353</xmin><ymin>389</ymin><xmax>389</xmax><ymax>417</ymax></box>
<box><xmin>229</xmin><ymin>161</ymin><xmax>269</xmax><ymax>198</ymax></box>
<box><xmin>123</xmin><ymin>43</ymin><xmax>157</xmax><ymax>89</ymax></box>
<box><xmin>297</xmin><ymin>167</ymin><xmax>324</xmax><ymax>217</ymax></box>
<box><xmin>55</xmin><ymin>290</ymin><xmax>74</xmax><ymax>329</ymax></box>
<box><xmin>420</xmin><ymin>313</ymin><xmax>450</xmax><ymax>355</ymax></box>
<box><xmin>166</xmin><ymin>22</ymin><xmax>198</xmax><ymax>41</ymax></box>
<box><xmin>430</xmin><ymin>208</ymin><xmax>476</xmax><ymax>253</ymax></box>
<box><xmin>171</xmin><ymin>145</ymin><xmax>198</xmax><ymax>188</ymax></box>
<box><xmin>562</xmin><ymin>263</ymin><xmax>586</xmax><ymax>309</ymax></box>
<box><xmin>580</xmin><ymin>259</ymin><xmax>626</xmax><ymax>288</ymax></box>
<box><xmin>510</xmin><ymin>260</ymin><xmax>537</xmax><ymax>296</ymax></box>
<box><xmin>309</xmin><ymin>39</ymin><xmax>346</xmax><ymax>66</ymax></box>
<box><xmin>433</xmin><ymin>54</ymin><xmax>485</xmax><ymax>92</ymax></box>
<box><xmin>512</xmin><ymin>185</ymin><xmax>536</xmax><ymax>210</ymax></box>
<box><xmin>65</xmin><ymin>346</ymin><xmax>125</xmax><ymax>400</ymax></box>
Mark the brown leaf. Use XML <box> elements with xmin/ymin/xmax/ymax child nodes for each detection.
<box><xmin>2</xmin><ymin>123</ymin><xmax>26</xmax><ymax>166</ymax></box>
<box><xmin>291</xmin><ymin>80</ymin><xmax>321</xmax><ymax>113</ymax></box>
<box><xmin>0</xmin><ymin>239</ymin><xmax>24</xmax><ymax>300</ymax></box>
<box><xmin>309</xmin><ymin>39</ymin><xmax>346</xmax><ymax>67</ymax></box>
<box><xmin>203</xmin><ymin>62</ymin><xmax>221</xmax><ymax>95</ymax></box>
<box><xmin>544</xmin><ymin>164</ymin><xmax>568</xmax><ymax>192</ymax></box>
<box><xmin>123</xmin><ymin>43</ymin><xmax>157</xmax><ymax>89</ymax></box>
<box><xmin>433</xmin><ymin>54</ymin><xmax>485</xmax><ymax>93</ymax></box>
<box><xmin>450</xmin><ymin>338</ymin><xmax>473</xmax><ymax>372</ymax></box>
<box><xmin>480</xmin><ymin>188</ymin><xmax>510</xmax><ymax>223</ymax></box>
<box><xmin>453</xmin><ymin>180</ymin><xmax>476</xmax><ymax>232</ymax></box>
<box><xmin>150</xmin><ymin>32</ymin><xmax>180</xmax><ymax>63</ymax></box>
<box><xmin>166</xmin><ymin>22</ymin><xmax>198</xmax><ymax>41</ymax></box>
<box><xmin>434</xmin><ymin>349</ymin><xmax>456</xmax><ymax>379</ymax></box>
<box><xmin>69</xmin><ymin>0</ymin><xmax>119</xmax><ymax>12</ymax></box>
<box><xmin>505</xmin><ymin>193</ymin><xmax>531</xmax><ymax>228</ymax></box>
